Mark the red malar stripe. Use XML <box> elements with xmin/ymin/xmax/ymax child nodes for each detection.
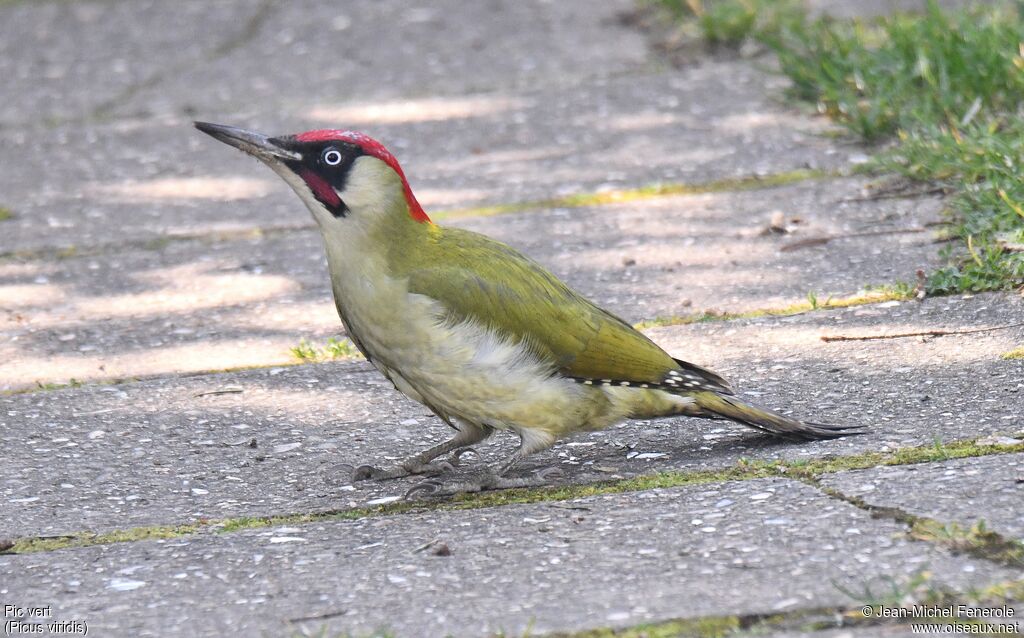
<box><xmin>298</xmin><ymin>168</ymin><xmax>342</xmax><ymax>208</ymax></box>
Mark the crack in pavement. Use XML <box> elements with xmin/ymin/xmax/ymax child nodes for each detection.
<box><xmin>3</xmin><ymin>434</ymin><xmax>1021</xmax><ymax>556</ymax></box>
<box><xmin>805</xmin><ymin>478</ymin><xmax>1024</xmax><ymax>569</ymax></box>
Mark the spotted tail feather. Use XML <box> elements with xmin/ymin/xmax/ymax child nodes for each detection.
<box><xmin>693</xmin><ymin>391</ymin><xmax>864</xmax><ymax>440</ymax></box>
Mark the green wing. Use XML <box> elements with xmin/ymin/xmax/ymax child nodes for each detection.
<box><xmin>403</xmin><ymin>227</ymin><xmax>729</xmax><ymax>390</ymax></box>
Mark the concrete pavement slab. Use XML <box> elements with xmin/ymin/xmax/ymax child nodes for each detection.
<box><xmin>0</xmin><ymin>59</ymin><xmax>846</xmax><ymax>254</ymax></box>
<box><xmin>121</xmin><ymin>0</ymin><xmax>653</xmax><ymax>119</ymax></box>
<box><xmin>0</xmin><ymin>230</ymin><xmax>341</xmax><ymax>391</ymax></box>
<box><xmin>821</xmin><ymin>454</ymin><xmax>1024</xmax><ymax>541</ymax></box>
<box><xmin>0</xmin><ymin>176</ymin><xmax>942</xmax><ymax>390</ymax></box>
<box><xmin>4</xmin><ymin>0</ymin><xmax>1020</xmax><ymax>635</ymax></box>
<box><xmin>0</xmin><ymin>0</ymin><xmax>649</xmax><ymax>130</ymax></box>
<box><xmin>2</xmin><ymin>292</ymin><xmax>1020</xmax><ymax>538</ymax></box>
<box><xmin>0</xmin><ymin>479</ymin><xmax>1013</xmax><ymax>637</ymax></box>
<box><xmin>0</xmin><ymin>0</ymin><xmax>268</xmax><ymax>128</ymax></box>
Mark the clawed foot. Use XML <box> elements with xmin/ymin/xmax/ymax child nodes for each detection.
<box><xmin>349</xmin><ymin>448</ymin><xmax>483</xmax><ymax>483</ymax></box>
<box><xmin>349</xmin><ymin>460</ymin><xmax>452</xmax><ymax>482</ymax></box>
<box><xmin>404</xmin><ymin>466</ymin><xmax>563</xmax><ymax>500</ymax></box>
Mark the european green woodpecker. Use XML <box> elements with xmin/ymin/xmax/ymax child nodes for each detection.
<box><xmin>195</xmin><ymin>122</ymin><xmax>861</xmax><ymax>496</ymax></box>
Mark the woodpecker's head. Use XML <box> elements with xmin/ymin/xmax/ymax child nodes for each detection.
<box><xmin>195</xmin><ymin>122</ymin><xmax>430</xmax><ymax>234</ymax></box>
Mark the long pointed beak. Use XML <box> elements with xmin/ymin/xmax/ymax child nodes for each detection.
<box><xmin>194</xmin><ymin>121</ymin><xmax>302</xmax><ymax>162</ymax></box>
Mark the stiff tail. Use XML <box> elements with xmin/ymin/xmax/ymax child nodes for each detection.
<box><xmin>693</xmin><ymin>391</ymin><xmax>863</xmax><ymax>440</ymax></box>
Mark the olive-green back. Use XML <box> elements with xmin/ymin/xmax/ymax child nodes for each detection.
<box><xmin>398</xmin><ymin>226</ymin><xmax>680</xmax><ymax>384</ymax></box>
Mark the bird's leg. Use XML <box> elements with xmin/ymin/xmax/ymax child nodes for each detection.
<box><xmin>405</xmin><ymin>429</ymin><xmax>562</xmax><ymax>498</ymax></box>
<box><xmin>352</xmin><ymin>425</ymin><xmax>491</xmax><ymax>482</ymax></box>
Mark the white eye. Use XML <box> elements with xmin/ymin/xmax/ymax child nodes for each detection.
<box><xmin>322</xmin><ymin>149</ymin><xmax>342</xmax><ymax>166</ymax></box>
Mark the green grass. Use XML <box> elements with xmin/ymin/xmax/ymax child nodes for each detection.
<box><xmin>660</xmin><ymin>0</ymin><xmax>1024</xmax><ymax>294</ymax></box>
<box><xmin>1002</xmin><ymin>346</ymin><xmax>1024</xmax><ymax>360</ymax></box>
<box><xmin>0</xmin><ymin>206</ymin><xmax>13</xmax><ymax>221</ymax></box>
<box><xmin>876</xmin><ymin>120</ymin><xmax>1024</xmax><ymax>293</ymax></box>
<box><xmin>33</xmin><ymin>379</ymin><xmax>82</xmax><ymax>392</ymax></box>
<box><xmin>910</xmin><ymin>519</ymin><xmax>1024</xmax><ymax>567</ymax></box>
<box><xmin>290</xmin><ymin>337</ymin><xmax>362</xmax><ymax>363</ymax></box>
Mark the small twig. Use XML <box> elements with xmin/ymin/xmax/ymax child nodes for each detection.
<box><xmin>193</xmin><ymin>386</ymin><xmax>243</xmax><ymax>397</ymax></box>
<box><xmin>546</xmin><ymin>503</ymin><xmax>592</xmax><ymax>512</ymax></box>
<box><xmin>780</xmin><ymin>227</ymin><xmax>928</xmax><ymax>252</ymax></box>
<box><xmin>288</xmin><ymin>609</ymin><xmax>349</xmax><ymax>624</ymax></box>
<box><xmin>821</xmin><ymin>321</ymin><xmax>1024</xmax><ymax>343</ymax></box>
<box><xmin>31</xmin><ymin>534</ymin><xmax>80</xmax><ymax>540</ymax></box>
<box><xmin>412</xmin><ymin>539</ymin><xmax>443</xmax><ymax>553</ymax></box>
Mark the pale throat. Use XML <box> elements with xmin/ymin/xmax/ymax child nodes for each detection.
<box><xmin>320</xmin><ymin>218</ymin><xmax>419</xmax><ymax>329</ymax></box>
<box><xmin>312</xmin><ymin>156</ymin><xmax>430</xmax><ymax>335</ymax></box>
